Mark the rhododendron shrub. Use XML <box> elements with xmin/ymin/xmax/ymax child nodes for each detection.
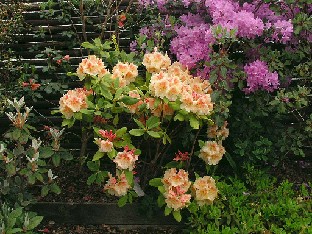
<box><xmin>131</xmin><ymin>0</ymin><xmax>311</xmax><ymax>166</ymax></box>
<box><xmin>57</xmin><ymin>40</ymin><xmax>229</xmax><ymax>221</ymax></box>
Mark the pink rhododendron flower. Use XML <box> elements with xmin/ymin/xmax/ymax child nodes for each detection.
<box><xmin>199</xmin><ymin>141</ymin><xmax>225</xmax><ymax>165</ymax></box>
<box><xmin>98</xmin><ymin>129</ymin><xmax>116</xmax><ymax>142</ymax></box>
<box><xmin>173</xmin><ymin>151</ymin><xmax>189</xmax><ymax>161</ymax></box>
<box><xmin>244</xmin><ymin>60</ymin><xmax>279</xmax><ymax>93</ymax></box>
<box><xmin>192</xmin><ymin>176</ymin><xmax>218</xmax><ymax>206</ymax></box>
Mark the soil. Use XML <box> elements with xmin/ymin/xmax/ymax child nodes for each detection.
<box><xmin>35</xmin><ymin>160</ymin><xmax>117</xmax><ymax>203</ymax></box>
<box><xmin>36</xmin><ymin>223</ymin><xmax>182</xmax><ymax>234</ymax></box>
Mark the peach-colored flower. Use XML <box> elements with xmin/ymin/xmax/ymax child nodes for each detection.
<box><xmin>95</xmin><ymin>138</ymin><xmax>113</xmax><ymax>152</ymax></box>
<box><xmin>165</xmin><ymin>189</ymin><xmax>191</xmax><ymax>211</ymax></box>
<box><xmin>113</xmin><ymin>147</ymin><xmax>139</xmax><ymax>171</ymax></box>
<box><xmin>198</xmin><ymin>141</ymin><xmax>225</xmax><ymax>165</ymax></box>
<box><xmin>207</xmin><ymin>121</ymin><xmax>229</xmax><ymax>140</ymax></box>
<box><xmin>162</xmin><ymin>168</ymin><xmax>191</xmax><ymax>192</ymax></box>
<box><xmin>192</xmin><ymin>176</ymin><xmax>218</xmax><ymax>206</ymax></box>
<box><xmin>59</xmin><ymin>88</ymin><xmax>90</xmax><ymax>119</ymax></box>
<box><xmin>76</xmin><ymin>55</ymin><xmax>109</xmax><ymax>80</ymax></box>
<box><xmin>112</xmin><ymin>62</ymin><xmax>138</xmax><ymax>87</ymax></box>
<box><xmin>104</xmin><ymin>172</ymin><xmax>131</xmax><ymax>196</ymax></box>
<box><xmin>161</xmin><ymin>168</ymin><xmax>192</xmax><ymax>210</ymax></box>
<box><xmin>167</xmin><ymin>62</ymin><xmax>191</xmax><ymax>82</ymax></box>
<box><xmin>149</xmin><ymin>72</ymin><xmax>183</xmax><ymax>101</ymax></box>
<box><xmin>180</xmin><ymin>89</ymin><xmax>213</xmax><ymax>116</ymax></box>
<box><xmin>142</xmin><ymin>48</ymin><xmax>171</xmax><ymax>73</ymax></box>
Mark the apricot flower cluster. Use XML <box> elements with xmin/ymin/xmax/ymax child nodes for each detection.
<box><xmin>160</xmin><ymin>169</ymin><xmax>219</xmax><ymax>210</ymax></box>
<box><xmin>146</xmin><ymin>49</ymin><xmax>214</xmax><ymax>116</ymax></box>
<box><xmin>162</xmin><ymin>168</ymin><xmax>192</xmax><ymax>211</ymax></box>
<box><xmin>104</xmin><ymin>171</ymin><xmax>131</xmax><ymax>197</ymax></box>
<box><xmin>59</xmin><ymin>88</ymin><xmax>91</xmax><ymax>119</ymax></box>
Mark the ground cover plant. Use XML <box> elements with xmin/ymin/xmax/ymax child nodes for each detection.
<box><xmin>0</xmin><ymin>0</ymin><xmax>311</xmax><ymax>233</ymax></box>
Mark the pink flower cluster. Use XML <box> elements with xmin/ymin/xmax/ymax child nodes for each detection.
<box><xmin>104</xmin><ymin>172</ymin><xmax>131</xmax><ymax>197</ymax></box>
<box><xmin>113</xmin><ymin>146</ymin><xmax>139</xmax><ymax>171</ymax></box>
<box><xmin>162</xmin><ymin>168</ymin><xmax>191</xmax><ymax>210</ymax></box>
<box><xmin>244</xmin><ymin>60</ymin><xmax>279</xmax><ymax>94</ymax></box>
<box><xmin>59</xmin><ymin>88</ymin><xmax>91</xmax><ymax>119</ymax></box>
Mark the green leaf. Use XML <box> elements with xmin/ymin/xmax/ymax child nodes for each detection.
<box><xmin>12</xmin><ymin>129</ymin><xmax>21</xmax><ymax>141</ymax></box>
<box><xmin>107</xmin><ymin>148</ymin><xmax>117</xmax><ymax>159</ymax></box>
<box><xmin>119</xmin><ymin>96</ymin><xmax>139</xmax><ymax>105</ymax></box>
<box><xmin>87</xmin><ymin>161</ymin><xmax>100</xmax><ymax>171</ymax></box>
<box><xmin>50</xmin><ymin>183</ymin><xmax>61</xmax><ymax>194</ymax></box>
<box><xmin>147</xmin><ymin>131</ymin><xmax>161</xmax><ymax>138</ymax></box>
<box><xmin>225</xmin><ymin>152</ymin><xmax>237</xmax><ymax>171</ymax></box>
<box><xmin>164</xmin><ymin>206</ymin><xmax>172</xmax><ymax>216</ymax></box>
<box><xmin>117</xmin><ymin>195</ymin><xmax>128</xmax><ymax>207</ymax></box>
<box><xmin>116</xmin><ymin>127</ymin><xmax>127</xmax><ymax>137</ymax></box>
<box><xmin>133</xmin><ymin>118</ymin><xmax>145</xmax><ymax>129</ymax></box>
<box><xmin>10</xmin><ymin>228</ymin><xmax>23</xmax><ymax>233</ymax></box>
<box><xmin>81</xmin><ymin>41</ymin><xmax>95</xmax><ymax>49</ymax></box>
<box><xmin>157</xmin><ymin>195</ymin><xmax>166</xmax><ymax>207</ymax></box>
<box><xmin>149</xmin><ymin>178</ymin><xmax>163</xmax><ymax>187</ymax></box>
<box><xmin>39</xmin><ymin>147</ymin><xmax>54</xmax><ymax>158</ymax></box>
<box><xmin>80</xmin><ymin>109</ymin><xmax>94</xmax><ymax>115</ymax></box>
<box><xmin>93</xmin><ymin>151</ymin><xmax>105</xmax><ymax>161</ymax></box>
<box><xmin>52</xmin><ymin>154</ymin><xmax>61</xmax><ymax>167</ymax></box>
<box><xmin>41</xmin><ymin>185</ymin><xmax>49</xmax><ymax>197</ymax></box>
<box><xmin>62</xmin><ymin>118</ymin><xmax>75</xmax><ymax>128</ymax></box>
<box><xmin>87</xmin><ymin>174</ymin><xmax>97</xmax><ymax>185</ymax></box>
<box><xmin>172</xmin><ymin>210</ymin><xmax>182</xmax><ymax>222</ymax></box>
<box><xmin>124</xmin><ymin>170</ymin><xmax>134</xmax><ymax>185</ymax></box>
<box><xmin>113</xmin><ymin>114</ymin><xmax>119</xmax><ymax>126</ymax></box>
<box><xmin>165</xmin><ymin>161</ymin><xmax>180</xmax><ymax>168</ymax></box>
<box><xmin>9</xmin><ymin>207</ymin><xmax>23</xmax><ymax>219</ymax></box>
<box><xmin>198</xmin><ymin>140</ymin><xmax>205</xmax><ymax>148</ymax></box>
<box><xmin>26</xmin><ymin>216</ymin><xmax>44</xmax><ymax>230</ymax></box>
<box><xmin>146</xmin><ymin>116</ymin><xmax>160</xmax><ymax>129</ymax></box>
<box><xmin>100</xmin><ymin>86</ymin><xmax>113</xmax><ymax>100</ymax></box>
<box><xmin>174</xmin><ymin>113</ymin><xmax>184</xmax><ymax>121</ymax></box>
<box><xmin>129</xmin><ymin>129</ymin><xmax>145</xmax><ymax>136</ymax></box>
<box><xmin>28</xmin><ymin>173</ymin><xmax>36</xmax><ymax>185</ymax></box>
<box><xmin>189</xmin><ymin>115</ymin><xmax>200</xmax><ymax>129</ymax></box>
<box><xmin>60</xmin><ymin>151</ymin><xmax>73</xmax><ymax>161</ymax></box>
